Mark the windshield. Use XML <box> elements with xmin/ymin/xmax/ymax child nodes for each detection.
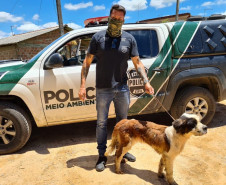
<box><xmin>28</xmin><ymin>33</ymin><xmax>69</xmax><ymax>63</ymax></box>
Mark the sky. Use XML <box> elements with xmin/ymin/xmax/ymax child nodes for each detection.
<box><xmin>0</xmin><ymin>0</ymin><xmax>225</xmax><ymax>39</ymax></box>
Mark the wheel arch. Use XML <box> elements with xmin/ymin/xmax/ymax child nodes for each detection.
<box><xmin>0</xmin><ymin>82</ymin><xmax>48</xmax><ymax>127</ymax></box>
<box><xmin>163</xmin><ymin>67</ymin><xmax>224</xmax><ymax>111</ymax></box>
<box><xmin>0</xmin><ymin>95</ymin><xmax>35</xmax><ymax>126</ymax></box>
<box><xmin>175</xmin><ymin>76</ymin><xmax>219</xmax><ymax>101</ymax></box>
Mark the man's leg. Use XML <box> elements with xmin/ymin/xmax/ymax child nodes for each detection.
<box><xmin>113</xmin><ymin>84</ymin><xmax>136</xmax><ymax>162</ymax></box>
<box><xmin>96</xmin><ymin>88</ymin><xmax>113</xmax><ymax>172</ymax></box>
<box><xmin>113</xmin><ymin>84</ymin><xmax>130</xmax><ymax>122</ymax></box>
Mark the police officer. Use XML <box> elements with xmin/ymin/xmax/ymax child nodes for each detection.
<box><xmin>79</xmin><ymin>4</ymin><xmax>154</xmax><ymax>172</ymax></box>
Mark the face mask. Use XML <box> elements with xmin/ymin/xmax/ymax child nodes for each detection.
<box><xmin>107</xmin><ymin>17</ymin><xmax>124</xmax><ymax>37</ymax></box>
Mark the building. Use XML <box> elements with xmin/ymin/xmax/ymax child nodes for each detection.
<box><xmin>138</xmin><ymin>13</ymin><xmax>191</xmax><ymax>24</ymax></box>
<box><xmin>0</xmin><ymin>25</ymin><xmax>72</xmax><ymax>60</ymax></box>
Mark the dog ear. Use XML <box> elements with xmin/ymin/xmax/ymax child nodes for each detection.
<box><xmin>173</xmin><ymin>118</ymin><xmax>184</xmax><ymax>133</ymax></box>
<box><xmin>173</xmin><ymin>117</ymin><xmax>197</xmax><ymax>134</ymax></box>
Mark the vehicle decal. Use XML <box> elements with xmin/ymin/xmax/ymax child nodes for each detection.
<box><xmin>0</xmin><ymin>55</ymin><xmax>40</xmax><ymax>95</ymax></box>
<box><xmin>0</xmin><ymin>62</ymin><xmax>25</xmax><ymax>72</ymax></box>
<box><xmin>45</xmin><ymin>99</ymin><xmax>96</xmax><ymax>110</ymax></box>
<box><xmin>27</xmin><ymin>79</ymin><xmax>36</xmax><ymax>86</ymax></box>
<box><xmin>128</xmin><ymin>21</ymin><xmax>201</xmax><ymax>115</ymax></box>
<box><xmin>0</xmin><ymin>71</ymin><xmax>9</xmax><ymax>80</ymax></box>
<box><xmin>127</xmin><ymin>67</ymin><xmax>148</xmax><ymax>97</ymax></box>
<box><xmin>0</xmin><ymin>63</ymin><xmax>25</xmax><ymax>73</ymax></box>
<box><xmin>43</xmin><ymin>87</ymin><xmax>96</xmax><ymax>110</ymax></box>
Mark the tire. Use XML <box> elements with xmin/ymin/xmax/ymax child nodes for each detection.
<box><xmin>0</xmin><ymin>102</ymin><xmax>32</xmax><ymax>155</ymax></box>
<box><xmin>170</xmin><ymin>86</ymin><xmax>216</xmax><ymax>125</ymax></box>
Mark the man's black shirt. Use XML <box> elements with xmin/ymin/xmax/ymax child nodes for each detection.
<box><xmin>88</xmin><ymin>30</ymin><xmax>139</xmax><ymax>88</ymax></box>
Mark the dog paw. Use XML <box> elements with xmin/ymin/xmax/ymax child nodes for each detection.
<box><xmin>157</xmin><ymin>173</ymin><xmax>164</xmax><ymax>178</ymax></box>
<box><xmin>116</xmin><ymin>170</ymin><xmax>124</xmax><ymax>174</ymax></box>
<box><xmin>121</xmin><ymin>158</ymin><xmax>126</xmax><ymax>163</ymax></box>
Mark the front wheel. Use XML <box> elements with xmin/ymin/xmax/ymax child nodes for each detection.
<box><xmin>170</xmin><ymin>86</ymin><xmax>216</xmax><ymax>125</ymax></box>
<box><xmin>0</xmin><ymin>102</ymin><xmax>32</xmax><ymax>154</ymax></box>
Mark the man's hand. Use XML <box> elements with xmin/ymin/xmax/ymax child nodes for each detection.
<box><xmin>144</xmin><ymin>82</ymin><xmax>154</xmax><ymax>95</ymax></box>
<box><xmin>78</xmin><ymin>87</ymin><xmax>86</xmax><ymax>101</ymax></box>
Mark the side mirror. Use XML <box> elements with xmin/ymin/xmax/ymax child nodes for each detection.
<box><xmin>44</xmin><ymin>53</ymin><xmax>63</xmax><ymax>69</ymax></box>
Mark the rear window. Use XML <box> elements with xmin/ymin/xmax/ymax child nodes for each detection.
<box><xmin>126</xmin><ymin>30</ymin><xmax>159</xmax><ymax>58</ymax></box>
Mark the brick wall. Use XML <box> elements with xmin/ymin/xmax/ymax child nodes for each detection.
<box><xmin>0</xmin><ymin>29</ymin><xmax>69</xmax><ymax>60</ymax></box>
<box><xmin>17</xmin><ymin>29</ymin><xmax>62</xmax><ymax>60</ymax></box>
<box><xmin>0</xmin><ymin>45</ymin><xmax>18</xmax><ymax>60</ymax></box>
<box><xmin>138</xmin><ymin>13</ymin><xmax>190</xmax><ymax>24</ymax></box>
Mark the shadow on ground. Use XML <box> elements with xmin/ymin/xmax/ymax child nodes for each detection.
<box><xmin>208</xmin><ymin>102</ymin><xmax>226</xmax><ymax>128</ymax></box>
<box><xmin>66</xmin><ymin>154</ymin><xmax>168</xmax><ymax>185</ymax></box>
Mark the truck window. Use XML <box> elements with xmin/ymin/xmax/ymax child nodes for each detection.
<box><xmin>126</xmin><ymin>30</ymin><xmax>159</xmax><ymax>58</ymax></box>
<box><xmin>56</xmin><ymin>34</ymin><xmax>93</xmax><ymax>67</ymax></box>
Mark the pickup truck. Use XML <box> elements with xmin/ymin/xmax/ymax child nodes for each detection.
<box><xmin>0</xmin><ymin>19</ymin><xmax>225</xmax><ymax>154</ymax></box>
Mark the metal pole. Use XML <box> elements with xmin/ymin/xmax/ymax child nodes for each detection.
<box><xmin>175</xmin><ymin>0</ymin><xmax>180</xmax><ymax>21</ymax></box>
<box><xmin>56</xmin><ymin>0</ymin><xmax>64</xmax><ymax>36</ymax></box>
<box><xmin>10</xmin><ymin>26</ymin><xmax>15</xmax><ymax>36</ymax></box>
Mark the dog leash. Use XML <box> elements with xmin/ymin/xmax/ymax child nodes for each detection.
<box><xmin>151</xmin><ymin>95</ymin><xmax>176</xmax><ymax>121</ymax></box>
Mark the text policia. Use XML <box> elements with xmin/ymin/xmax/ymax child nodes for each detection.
<box><xmin>43</xmin><ymin>87</ymin><xmax>95</xmax><ymax>110</ymax></box>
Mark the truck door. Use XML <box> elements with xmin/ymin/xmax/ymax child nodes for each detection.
<box><xmin>40</xmin><ymin>34</ymin><xmax>98</xmax><ymax>125</ymax></box>
<box><xmin>125</xmin><ymin>28</ymin><xmax>169</xmax><ymax>116</ymax></box>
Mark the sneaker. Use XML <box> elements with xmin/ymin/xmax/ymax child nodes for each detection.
<box><xmin>123</xmin><ymin>152</ymin><xmax>136</xmax><ymax>162</ymax></box>
<box><xmin>95</xmin><ymin>156</ymin><xmax>107</xmax><ymax>172</ymax></box>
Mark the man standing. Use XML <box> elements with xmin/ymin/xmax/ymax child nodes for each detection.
<box><xmin>78</xmin><ymin>4</ymin><xmax>154</xmax><ymax>172</ymax></box>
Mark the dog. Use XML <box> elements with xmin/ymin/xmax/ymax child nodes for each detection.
<box><xmin>105</xmin><ymin>113</ymin><xmax>207</xmax><ymax>185</ymax></box>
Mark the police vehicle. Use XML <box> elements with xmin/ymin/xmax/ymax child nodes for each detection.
<box><xmin>0</xmin><ymin>15</ymin><xmax>226</xmax><ymax>154</ymax></box>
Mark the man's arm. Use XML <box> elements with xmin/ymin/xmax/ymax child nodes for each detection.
<box><xmin>131</xmin><ymin>56</ymin><xmax>154</xmax><ymax>95</ymax></box>
<box><xmin>78</xmin><ymin>53</ymin><xmax>94</xmax><ymax>101</ymax></box>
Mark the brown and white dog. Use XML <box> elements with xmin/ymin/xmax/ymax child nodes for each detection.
<box><xmin>105</xmin><ymin>113</ymin><xmax>207</xmax><ymax>185</ymax></box>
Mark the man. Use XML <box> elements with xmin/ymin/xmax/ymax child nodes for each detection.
<box><xmin>78</xmin><ymin>4</ymin><xmax>154</xmax><ymax>172</ymax></box>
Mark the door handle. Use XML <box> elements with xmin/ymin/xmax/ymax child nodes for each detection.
<box><xmin>152</xmin><ymin>67</ymin><xmax>166</xmax><ymax>72</ymax></box>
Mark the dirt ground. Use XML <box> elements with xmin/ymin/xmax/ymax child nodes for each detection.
<box><xmin>0</xmin><ymin>101</ymin><xmax>226</xmax><ymax>185</ymax></box>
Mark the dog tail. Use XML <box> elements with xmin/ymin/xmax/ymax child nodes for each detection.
<box><xmin>105</xmin><ymin>130</ymin><xmax>118</xmax><ymax>156</ymax></box>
